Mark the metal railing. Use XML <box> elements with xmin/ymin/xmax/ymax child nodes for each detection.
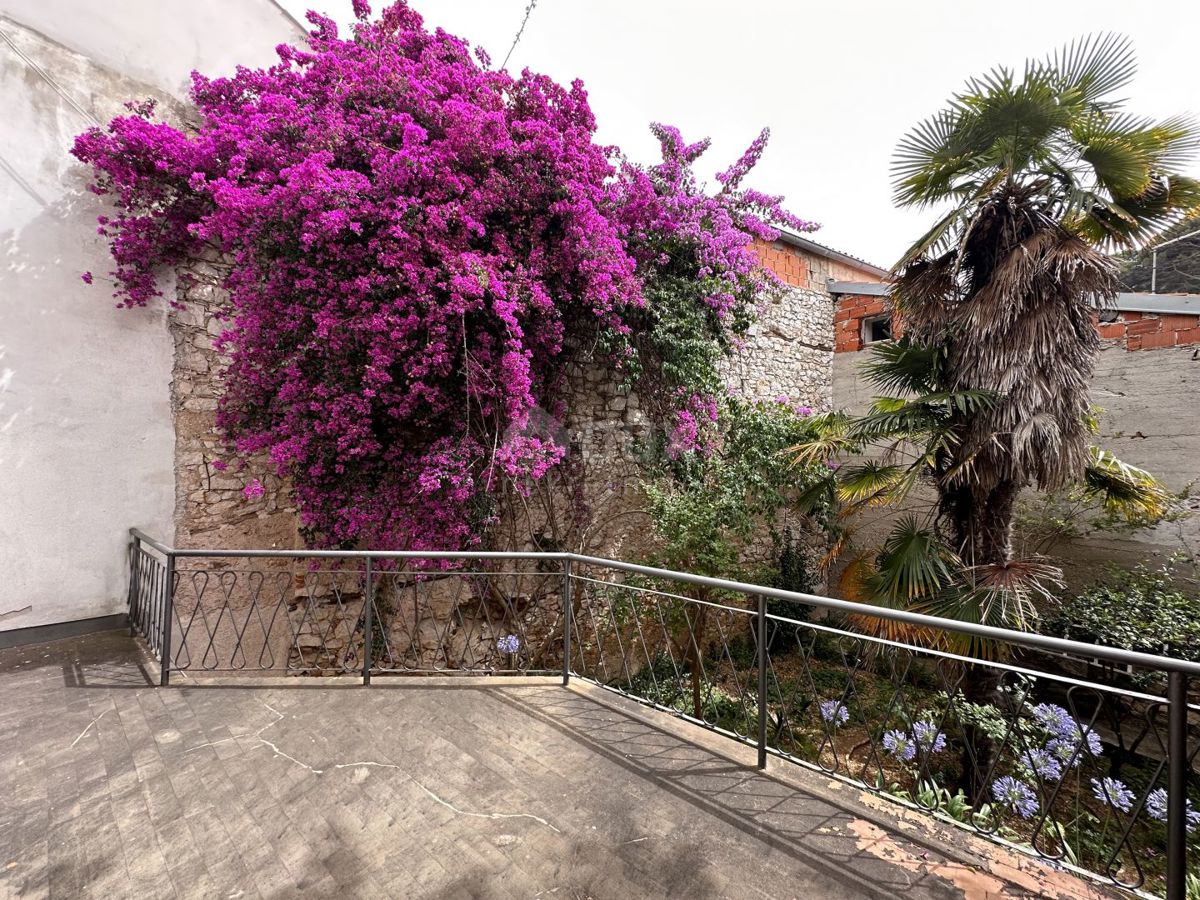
<box><xmin>127</xmin><ymin>529</ymin><xmax>1197</xmax><ymax>899</ymax></box>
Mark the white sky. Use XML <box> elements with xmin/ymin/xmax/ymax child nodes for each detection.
<box><xmin>278</xmin><ymin>0</ymin><xmax>1200</xmax><ymax>270</ymax></box>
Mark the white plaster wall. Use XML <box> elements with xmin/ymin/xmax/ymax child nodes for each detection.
<box><xmin>0</xmin><ymin>5</ymin><xmax>300</xmax><ymax>631</ymax></box>
<box><xmin>2</xmin><ymin>0</ymin><xmax>300</xmax><ymax>98</ymax></box>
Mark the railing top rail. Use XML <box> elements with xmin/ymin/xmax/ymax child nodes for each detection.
<box><xmin>129</xmin><ymin>528</ymin><xmax>569</xmax><ymax>562</ymax></box>
<box><xmin>128</xmin><ymin>528</ymin><xmax>1200</xmax><ymax>678</ymax></box>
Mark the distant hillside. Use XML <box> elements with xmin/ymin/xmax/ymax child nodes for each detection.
<box><xmin>1119</xmin><ymin>220</ymin><xmax>1200</xmax><ymax>293</ymax></box>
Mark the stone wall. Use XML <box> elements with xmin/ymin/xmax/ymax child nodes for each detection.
<box><xmin>168</xmin><ymin>242</ymin><xmax>859</xmax><ymax>553</ymax></box>
<box><xmin>164</xmin><ymin>240</ymin><xmax>874</xmax><ymax>672</ymax></box>
<box><xmin>723</xmin><ymin>285</ymin><xmax>833</xmax><ymax>408</ymax></box>
<box><xmin>169</xmin><ymin>255</ymin><xmax>301</xmax><ymax>551</ymax></box>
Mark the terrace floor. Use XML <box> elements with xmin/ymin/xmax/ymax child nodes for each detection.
<box><xmin>0</xmin><ymin>631</ymin><xmax>1115</xmax><ymax>899</ymax></box>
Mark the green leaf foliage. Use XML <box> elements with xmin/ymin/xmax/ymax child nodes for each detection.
<box><xmin>1046</xmin><ymin>562</ymin><xmax>1200</xmax><ymax>663</ymax></box>
<box><xmin>642</xmin><ymin>398</ymin><xmax>831</xmax><ymax>577</ymax></box>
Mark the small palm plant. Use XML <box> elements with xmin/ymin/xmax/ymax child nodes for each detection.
<box><xmin>794</xmin><ymin>34</ymin><xmax>1194</xmax><ymax>647</ymax></box>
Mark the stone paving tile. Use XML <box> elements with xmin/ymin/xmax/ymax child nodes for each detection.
<box><xmin>0</xmin><ymin>631</ymin><xmax>1116</xmax><ymax>900</ymax></box>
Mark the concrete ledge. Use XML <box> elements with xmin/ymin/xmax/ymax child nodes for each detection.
<box><xmin>0</xmin><ymin>613</ymin><xmax>128</xmax><ymax>650</ymax></box>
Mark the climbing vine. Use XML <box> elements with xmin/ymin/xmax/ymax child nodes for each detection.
<box><xmin>72</xmin><ymin>1</ymin><xmax>814</xmax><ymax>551</ymax></box>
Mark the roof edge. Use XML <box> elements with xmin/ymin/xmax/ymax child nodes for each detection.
<box><xmin>773</xmin><ymin>231</ymin><xmax>890</xmax><ymax>279</ymax></box>
<box><xmin>827</xmin><ymin>280</ymin><xmax>890</xmax><ymax>296</ymax></box>
<box><xmin>1115</xmin><ymin>292</ymin><xmax>1200</xmax><ymax>315</ymax></box>
<box><xmin>826</xmin><ymin>284</ymin><xmax>1200</xmax><ymax>316</ymax></box>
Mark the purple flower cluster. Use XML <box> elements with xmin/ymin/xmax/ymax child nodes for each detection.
<box><xmin>1145</xmin><ymin>788</ymin><xmax>1200</xmax><ymax>832</ymax></box>
<box><xmin>1028</xmin><ymin>703</ymin><xmax>1102</xmax><ymax>773</ymax></box>
<box><xmin>496</xmin><ymin>634</ymin><xmax>520</xmax><ymax>654</ymax></box>
<box><xmin>1090</xmin><ymin>777</ymin><xmax>1136</xmax><ymax>814</ymax></box>
<box><xmin>912</xmin><ymin>721</ymin><xmax>947</xmax><ymax>754</ymax></box>
<box><xmin>1019</xmin><ymin>747</ymin><xmax>1064</xmax><ymax>782</ymax></box>
<box><xmin>73</xmin><ymin>2</ymin><xmax>812</xmax><ymax>553</ymax></box>
<box><xmin>882</xmin><ymin>729</ymin><xmax>916</xmax><ymax>762</ymax></box>
<box><xmin>992</xmin><ymin>776</ymin><xmax>1039</xmax><ymax>819</ymax></box>
<box><xmin>882</xmin><ymin>721</ymin><xmax>946</xmax><ymax>763</ymax></box>
<box><xmin>819</xmin><ymin>700</ymin><xmax>849</xmax><ymax>727</ymax></box>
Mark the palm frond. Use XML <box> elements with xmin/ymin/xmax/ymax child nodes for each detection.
<box><xmin>1050</xmin><ymin>33</ymin><xmax>1136</xmax><ymax>107</ymax></box>
<box><xmin>834</xmin><ymin>461</ymin><xmax>918</xmax><ymax>507</ymax></box>
<box><xmin>788</xmin><ymin>412</ymin><xmax>860</xmax><ymax>465</ymax></box>
<box><xmin>859</xmin><ymin>338</ymin><xmax>946</xmax><ymax>396</ymax></box>
<box><xmin>916</xmin><ymin>557</ymin><xmax>1063</xmax><ymax>658</ymax></box>
<box><xmin>1082</xmin><ymin>446</ymin><xmax>1175</xmax><ymax>522</ymax></box>
<box><xmin>867</xmin><ymin>516</ymin><xmax>961</xmax><ymax>605</ymax></box>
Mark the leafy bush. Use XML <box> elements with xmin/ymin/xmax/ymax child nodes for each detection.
<box><xmin>1046</xmin><ymin>562</ymin><xmax>1200</xmax><ymax>662</ymax></box>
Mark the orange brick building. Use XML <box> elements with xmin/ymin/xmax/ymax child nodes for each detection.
<box><xmin>830</xmin><ymin>284</ymin><xmax>1200</xmax><ymax>355</ymax></box>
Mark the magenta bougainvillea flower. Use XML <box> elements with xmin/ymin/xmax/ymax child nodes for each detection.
<box><xmin>72</xmin><ymin>1</ymin><xmax>813</xmax><ymax>552</ymax></box>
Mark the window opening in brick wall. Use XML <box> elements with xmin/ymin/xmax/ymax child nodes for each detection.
<box><xmin>863</xmin><ymin>315</ymin><xmax>892</xmax><ymax>344</ymax></box>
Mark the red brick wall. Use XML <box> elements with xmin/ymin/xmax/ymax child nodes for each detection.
<box><xmin>1094</xmin><ymin>310</ymin><xmax>1200</xmax><ymax>350</ymax></box>
<box><xmin>752</xmin><ymin>239</ymin><xmax>809</xmax><ymax>288</ymax></box>
<box><xmin>833</xmin><ymin>293</ymin><xmax>894</xmax><ymax>353</ymax></box>
<box><xmin>833</xmin><ymin>297</ymin><xmax>1200</xmax><ymax>353</ymax></box>
<box><xmin>751</xmin><ymin>239</ymin><xmax>885</xmax><ymax>291</ymax></box>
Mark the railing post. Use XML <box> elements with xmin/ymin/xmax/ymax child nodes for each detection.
<box><xmin>362</xmin><ymin>558</ymin><xmax>374</xmax><ymax>686</ymax></box>
<box><xmin>160</xmin><ymin>552</ymin><xmax>174</xmax><ymax>687</ymax></box>
<box><xmin>127</xmin><ymin>534</ymin><xmax>140</xmax><ymax>637</ymax></box>
<box><xmin>756</xmin><ymin>593</ymin><xmax>768</xmax><ymax>770</ymax></box>
<box><xmin>1166</xmin><ymin>671</ymin><xmax>1189</xmax><ymax>900</ymax></box>
<box><xmin>562</xmin><ymin>557</ymin><xmax>572</xmax><ymax>687</ymax></box>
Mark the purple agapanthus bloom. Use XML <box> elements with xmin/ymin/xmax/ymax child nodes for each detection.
<box><xmin>1046</xmin><ymin>729</ymin><xmax>1102</xmax><ymax>768</ymax></box>
<box><xmin>1031</xmin><ymin>704</ymin><xmax>1102</xmax><ymax>760</ymax></box>
<box><xmin>819</xmin><ymin>700</ymin><xmax>849</xmax><ymax>727</ymax></box>
<box><xmin>1031</xmin><ymin>703</ymin><xmax>1076</xmax><ymax>737</ymax></box>
<box><xmin>1145</xmin><ymin>788</ymin><xmax>1200</xmax><ymax>832</ymax></box>
<box><xmin>992</xmin><ymin>776</ymin><xmax>1039</xmax><ymax>819</ymax></box>
<box><xmin>1020</xmin><ymin>747</ymin><xmax>1064</xmax><ymax>782</ymax></box>
<box><xmin>882</xmin><ymin>729</ymin><xmax>916</xmax><ymax>762</ymax></box>
<box><xmin>1091</xmin><ymin>777</ymin><xmax>1136</xmax><ymax>814</ymax></box>
<box><xmin>496</xmin><ymin>634</ymin><xmax>520</xmax><ymax>654</ymax></box>
<box><xmin>912</xmin><ymin>721</ymin><xmax>947</xmax><ymax>754</ymax></box>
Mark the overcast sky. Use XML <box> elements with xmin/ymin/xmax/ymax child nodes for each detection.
<box><xmin>277</xmin><ymin>0</ymin><xmax>1200</xmax><ymax>270</ymax></box>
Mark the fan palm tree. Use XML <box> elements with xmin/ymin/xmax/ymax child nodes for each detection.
<box><xmin>794</xmin><ymin>336</ymin><xmax>1176</xmax><ymax>801</ymax></box>
<box><xmin>794</xmin><ymin>338</ymin><xmax>1174</xmax><ymax>645</ymax></box>
<box><xmin>886</xmin><ymin>34</ymin><xmax>1200</xmax><ymax>572</ymax></box>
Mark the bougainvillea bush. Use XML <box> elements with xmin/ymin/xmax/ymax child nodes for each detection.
<box><xmin>73</xmin><ymin>0</ymin><xmax>814</xmax><ymax>551</ymax></box>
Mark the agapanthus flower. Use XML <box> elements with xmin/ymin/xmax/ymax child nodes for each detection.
<box><xmin>882</xmin><ymin>729</ymin><xmax>916</xmax><ymax>762</ymax></box>
<box><xmin>992</xmin><ymin>776</ymin><xmax>1039</xmax><ymax>819</ymax></box>
<box><xmin>912</xmin><ymin>721</ymin><xmax>947</xmax><ymax>754</ymax></box>
<box><xmin>1020</xmin><ymin>747</ymin><xmax>1064</xmax><ymax>782</ymax></box>
<box><xmin>1031</xmin><ymin>703</ymin><xmax>1076</xmax><ymax>737</ymax></box>
<box><xmin>1091</xmin><ymin>777</ymin><xmax>1135</xmax><ymax>814</ymax></box>
<box><xmin>496</xmin><ymin>634</ymin><xmax>520</xmax><ymax>654</ymax></box>
<box><xmin>1045</xmin><ymin>730</ymin><xmax>1102</xmax><ymax>768</ymax></box>
<box><xmin>1145</xmin><ymin>788</ymin><xmax>1200</xmax><ymax>832</ymax></box>
<box><xmin>819</xmin><ymin>700</ymin><xmax>849</xmax><ymax>727</ymax></box>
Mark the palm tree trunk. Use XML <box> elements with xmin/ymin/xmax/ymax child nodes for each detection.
<box><xmin>959</xmin><ymin>478</ymin><xmax>1020</xmax><ymax>802</ymax></box>
<box><xmin>976</xmin><ymin>480</ymin><xmax>1020</xmax><ymax>566</ymax></box>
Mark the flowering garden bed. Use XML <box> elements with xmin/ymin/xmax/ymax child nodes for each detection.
<box><xmin>568</xmin><ymin>580</ymin><xmax>1200</xmax><ymax>898</ymax></box>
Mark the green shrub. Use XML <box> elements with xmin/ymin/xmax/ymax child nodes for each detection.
<box><xmin>1046</xmin><ymin>562</ymin><xmax>1200</xmax><ymax>662</ymax></box>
